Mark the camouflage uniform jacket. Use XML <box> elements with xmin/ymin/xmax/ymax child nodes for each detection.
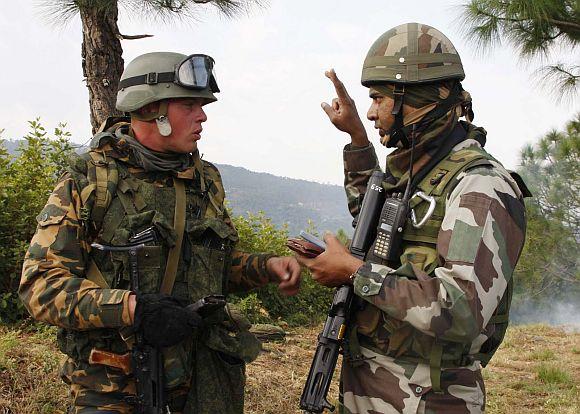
<box><xmin>19</xmin><ymin>127</ymin><xmax>274</xmax><ymax>412</ymax></box>
<box><xmin>340</xmin><ymin>136</ymin><xmax>526</xmax><ymax>413</ymax></box>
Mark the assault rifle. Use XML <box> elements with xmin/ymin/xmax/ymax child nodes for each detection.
<box><xmin>91</xmin><ymin>228</ymin><xmax>228</xmax><ymax>413</ymax></box>
<box><xmin>300</xmin><ymin>171</ymin><xmax>386</xmax><ymax>413</ymax></box>
<box><xmin>93</xmin><ymin>227</ymin><xmax>165</xmax><ymax>414</ymax></box>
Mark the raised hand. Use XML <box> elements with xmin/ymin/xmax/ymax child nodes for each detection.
<box><xmin>321</xmin><ymin>69</ymin><xmax>369</xmax><ymax>147</ymax></box>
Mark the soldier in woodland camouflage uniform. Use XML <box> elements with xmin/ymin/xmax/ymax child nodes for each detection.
<box><xmin>20</xmin><ymin>52</ymin><xmax>301</xmax><ymax>413</ymax></box>
<box><xmin>297</xmin><ymin>23</ymin><xmax>529</xmax><ymax>413</ymax></box>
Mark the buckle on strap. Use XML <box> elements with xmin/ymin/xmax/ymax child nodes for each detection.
<box><xmin>146</xmin><ymin>72</ymin><xmax>158</xmax><ymax>85</ymax></box>
<box><xmin>410</xmin><ymin>191</ymin><xmax>437</xmax><ymax>228</ymax></box>
<box><xmin>393</xmin><ymin>84</ymin><xmax>405</xmax><ymax>96</ymax></box>
<box><xmin>391</xmin><ymin>84</ymin><xmax>405</xmax><ymax>115</ymax></box>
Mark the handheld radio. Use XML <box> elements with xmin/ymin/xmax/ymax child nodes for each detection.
<box><xmin>368</xmin><ymin>124</ymin><xmax>419</xmax><ymax>265</ymax></box>
<box><xmin>369</xmin><ymin>192</ymin><xmax>408</xmax><ymax>263</ymax></box>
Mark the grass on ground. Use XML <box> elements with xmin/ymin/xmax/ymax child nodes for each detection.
<box><xmin>0</xmin><ymin>323</ymin><xmax>578</xmax><ymax>413</ymax></box>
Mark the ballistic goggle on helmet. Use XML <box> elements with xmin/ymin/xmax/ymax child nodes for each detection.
<box><xmin>116</xmin><ymin>52</ymin><xmax>220</xmax><ymax>113</ymax></box>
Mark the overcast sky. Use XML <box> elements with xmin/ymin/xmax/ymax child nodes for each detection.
<box><xmin>1</xmin><ymin>1</ymin><xmax>577</xmax><ymax>185</ymax></box>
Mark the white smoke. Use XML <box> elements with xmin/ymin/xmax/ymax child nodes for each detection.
<box><xmin>511</xmin><ymin>300</ymin><xmax>580</xmax><ymax>332</ymax></box>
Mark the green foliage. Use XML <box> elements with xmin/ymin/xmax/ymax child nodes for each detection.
<box><xmin>460</xmin><ymin>0</ymin><xmax>580</xmax><ymax>100</ymax></box>
<box><xmin>0</xmin><ymin>119</ymin><xmax>74</xmax><ymax>323</ymax></box>
<box><xmin>513</xmin><ymin>113</ymin><xmax>579</xmax><ymax>306</ymax></box>
<box><xmin>230</xmin><ymin>211</ymin><xmax>333</xmax><ymax>326</ymax></box>
<box><xmin>520</xmin><ymin>113</ymin><xmax>579</xmax><ymax>233</ymax></box>
<box><xmin>41</xmin><ymin>0</ymin><xmax>262</xmax><ymax>23</ymax></box>
<box><xmin>536</xmin><ymin>363</ymin><xmax>573</xmax><ymax>385</ymax></box>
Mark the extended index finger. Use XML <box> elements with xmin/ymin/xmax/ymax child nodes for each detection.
<box><xmin>325</xmin><ymin>69</ymin><xmax>351</xmax><ymax>100</ymax></box>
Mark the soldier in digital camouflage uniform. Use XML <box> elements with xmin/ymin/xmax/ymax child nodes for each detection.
<box><xmin>296</xmin><ymin>23</ymin><xmax>529</xmax><ymax>413</ymax></box>
<box><xmin>20</xmin><ymin>52</ymin><xmax>301</xmax><ymax>414</ymax></box>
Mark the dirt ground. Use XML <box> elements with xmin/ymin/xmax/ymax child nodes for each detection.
<box><xmin>1</xmin><ymin>324</ymin><xmax>578</xmax><ymax>413</ymax></box>
<box><xmin>245</xmin><ymin>324</ymin><xmax>579</xmax><ymax>413</ymax></box>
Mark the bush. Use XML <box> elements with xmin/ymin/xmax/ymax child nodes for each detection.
<box><xmin>230</xmin><ymin>212</ymin><xmax>334</xmax><ymax>326</ymax></box>
<box><xmin>0</xmin><ymin>120</ymin><xmax>74</xmax><ymax>323</ymax></box>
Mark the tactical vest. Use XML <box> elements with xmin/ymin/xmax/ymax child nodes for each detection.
<box><xmin>57</xmin><ymin>131</ymin><xmax>258</xmax><ymax>412</ymax></box>
<box><xmin>351</xmin><ymin>145</ymin><xmax>523</xmax><ymax>392</ymax></box>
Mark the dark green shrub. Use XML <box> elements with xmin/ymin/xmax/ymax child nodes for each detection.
<box><xmin>0</xmin><ymin>120</ymin><xmax>73</xmax><ymax>323</ymax></box>
<box><xmin>230</xmin><ymin>211</ymin><xmax>334</xmax><ymax>326</ymax></box>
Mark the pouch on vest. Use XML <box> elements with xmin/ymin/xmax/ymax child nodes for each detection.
<box><xmin>183</xmin><ymin>304</ymin><xmax>260</xmax><ymax>414</ymax></box>
<box><xmin>163</xmin><ymin>336</ymin><xmax>195</xmax><ymax>390</ymax></box>
<box><xmin>185</xmin><ymin>217</ymin><xmax>239</xmax><ymax>300</ymax></box>
<box><xmin>186</xmin><ymin>339</ymin><xmax>246</xmax><ymax>414</ymax></box>
<box><xmin>102</xmin><ymin>210</ymin><xmax>175</xmax><ymax>292</ymax></box>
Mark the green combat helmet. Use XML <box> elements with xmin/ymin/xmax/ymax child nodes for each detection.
<box><xmin>116</xmin><ymin>52</ymin><xmax>219</xmax><ymax>136</ymax></box>
<box><xmin>361</xmin><ymin>22</ymin><xmax>464</xmax><ymax>86</ymax></box>
<box><xmin>361</xmin><ymin>23</ymin><xmax>466</xmax><ymax>148</ymax></box>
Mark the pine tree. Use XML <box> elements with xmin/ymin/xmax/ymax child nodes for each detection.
<box><xmin>515</xmin><ymin>113</ymin><xmax>579</xmax><ymax>302</ymax></box>
<box><xmin>40</xmin><ymin>1</ymin><xmax>263</xmax><ymax>132</ymax></box>
<box><xmin>460</xmin><ymin>0</ymin><xmax>580</xmax><ymax>100</ymax></box>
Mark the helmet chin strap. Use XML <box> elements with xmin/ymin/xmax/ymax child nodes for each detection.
<box><xmin>130</xmin><ymin>100</ymin><xmax>172</xmax><ymax>137</ymax></box>
<box><xmin>155</xmin><ymin>100</ymin><xmax>172</xmax><ymax>137</ymax></box>
<box><xmin>386</xmin><ymin>84</ymin><xmax>409</xmax><ymax>148</ymax></box>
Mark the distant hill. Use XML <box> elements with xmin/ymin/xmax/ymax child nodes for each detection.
<box><xmin>3</xmin><ymin>139</ymin><xmax>353</xmax><ymax>235</ymax></box>
<box><xmin>1</xmin><ymin>139</ymin><xmax>20</xmax><ymax>155</ymax></box>
<box><xmin>216</xmin><ymin>164</ymin><xmax>353</xmax><ymax>235</ymax></box>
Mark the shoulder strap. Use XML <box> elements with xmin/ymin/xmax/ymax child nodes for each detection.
<box><xmin>79</xmin><ymin>147</ymin><xmax>120</xmax><ymax>235</ymax></box>
<box><xmin>196</xmin><ymin>158</ymin><xmax>226</xmax><ymax>217</ymax></box>
<box><xmin>403</xmin><ymin>147</ymin><xmax>494</xmax><ymax>245</ymax></box>
<box><xmin>418</xmin><ymin>146</ymin><xmax>494</xmax><ymax>198</ymax></box>
<box><xmin>80</xmin><ymin>147</ymin><xmax>119</xmax><ymax>289</ymax></box>
<box><xmin>508</xmin><ymin>170</ymin><xmax>533</xmax><ymax>198</ymax></box>
<box><xmin>159</xmin><ymin>178</ymin><xmax>187</xmax><ymax>295</ymax></box>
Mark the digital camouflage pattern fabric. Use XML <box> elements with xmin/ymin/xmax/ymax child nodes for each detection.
<box><xmin>340</xmin><ymin>136</ymin><xmax>526</xmax><ymax>413</ymax></box>
<box><xmin>20</xmin><ymin>122</ymin><xmax>274</xmax><ymax>413</ymax></box>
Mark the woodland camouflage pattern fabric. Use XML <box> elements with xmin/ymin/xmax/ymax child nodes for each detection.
<box><xmin>340</xmin><ymin>136</ymin><xmax>526</xmax><ymax>413</ymax></box>
<box><xmin>20</xmin><ymin>122</ymin><xmax>274</xmax><ymax>413</ymax></box>
<box><xmin>362</xmin><ymin>22</ymin><xmax>465</xmax><ymax>85</ymax></box>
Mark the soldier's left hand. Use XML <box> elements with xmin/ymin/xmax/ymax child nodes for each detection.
<box><xmin>266</xmin><ymin>256</ymin><xmax>301</xmax><ymax>296</ymax></box>
<box><xmin>295</xmin><ymin>233</ymin><xmax>363</xmax><ymax>288</ymax></box>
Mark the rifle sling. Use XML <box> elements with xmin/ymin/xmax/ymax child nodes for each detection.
<box><xmin>160</xmin><ymin>178</ymin><xmax>186</xmax><ymax>295</ymax></box>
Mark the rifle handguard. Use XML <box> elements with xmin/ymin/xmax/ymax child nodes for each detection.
<box><xmin>299</xmin><ymin>171</ymin><xmax>386</xmax><ymax>413</ymax></box>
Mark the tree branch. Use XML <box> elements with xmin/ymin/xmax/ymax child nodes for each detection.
<box><xmin>118</xmin><ymin>33</ymin><xmax>154</xmax><ymax>40</ymax></box>
<box><xmin>546</xmin><ymin>18</ymin><xmax>580</xmax><ymax>31</ymax></box>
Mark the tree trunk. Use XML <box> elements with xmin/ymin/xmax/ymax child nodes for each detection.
<box><xmin>79</xmin><ymin>4</ymin><xmax>124</xmax><ymax>134</ymax></box>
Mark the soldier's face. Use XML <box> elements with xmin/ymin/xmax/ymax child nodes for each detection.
<box><xmin>163</xmin><ymin>98</ymin><xmax>208</xmax><ymax>153</ymax></box>
<box><xmin>367</xmin><ymin>89</ymin><xmax>396</xmax><ymax>140</ymax></box>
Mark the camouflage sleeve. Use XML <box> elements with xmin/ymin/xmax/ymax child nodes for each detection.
<box><xmin>19</xmin><ymin>175</ymin><xmax>133</xmax><ymax>330</ymax></box>
<box><xmin>343</xmin><ymin>143</ymin><xmax>381</xmax><ymax>217</ymax></box>
<box><xmin>352</xmin><ymin>166</ymin><xmax>526</xmax><ymax>342</ymax></box>
<box><xmin>227</xmin><ymin>250</ymin><xmax>276</xmax><ymax>293</ymax></box>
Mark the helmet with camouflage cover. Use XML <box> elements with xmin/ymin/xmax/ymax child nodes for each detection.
<box><xmin>361</xmin><ymin>22</ymin><xmax>464</xmax><ymax>86</ymax></box>
<box><xmin>116</xmin><ymin>52</ymin><xmax>218</xmax><ymax>113</ymax></box>
<box><xmin>361</xmin><ymin>23</ymin><xmax>467</xmax><ymax>148</ymax></box>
